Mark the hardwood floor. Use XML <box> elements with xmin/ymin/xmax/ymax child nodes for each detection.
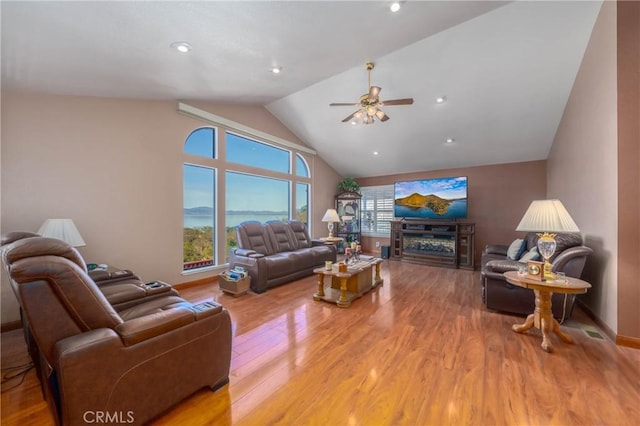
<box><xmin>2</xmin><ymin>261</ymin><xmax>639</xmax><ymax>425</ymax></box>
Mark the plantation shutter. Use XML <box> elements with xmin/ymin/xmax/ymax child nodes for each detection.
<box><xmin>361</xmin><ymin>185</ymin><xmax>394</xmax><ymax>237</ymax></box>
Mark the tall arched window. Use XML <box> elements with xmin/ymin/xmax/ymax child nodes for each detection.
<box><xmin>178</xmin><ymin>104</ymin><xmax>316</xmax><ymax>272</ymax></box>
<box><xmin>183</xmin><ymin>128</ymin><xmax>216</xmax><ymax>271</ymax></box>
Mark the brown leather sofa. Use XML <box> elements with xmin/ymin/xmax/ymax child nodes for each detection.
<box><xmin>4</xmin><ymin>236</ymin><xmax>232</xmax><ymax>426</ymax></box>
<box><xmin>229</xmin><ymin>220</ymin><xmax>337</xmax><ymax>293</ymax></box>
<box><xmin>481</xmin><ymin>232</ymin><xmax>592</xmax><ymax>320</ymax></box>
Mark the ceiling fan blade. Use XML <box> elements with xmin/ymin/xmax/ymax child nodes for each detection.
<box><xmin>341</xmin><ymin>110</ymin><xmax>362</xmax><ymax>123</ymax></box>
<box><xmin>379</xmin><ymin>98</ymin><xmax>414</xmax><ymax>106</ymax></box>
<box><xmin>375</xmin><ymin>110</ymin><xmax>390</xmax><ymax>122</ymax></box>
<box><xmin>330</xmin><ymin>102</ymin><xmax>359</xmax><ymax>107</ymax></box>
<box><xmin>368</xmin><ymin>86</ymin><xmax>381</xmax><ymax>100</ymax></box>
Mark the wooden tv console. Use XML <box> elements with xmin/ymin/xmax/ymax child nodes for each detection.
<box><xmin>390</xmin><ymin>220</ymin><xmax>475</xmax><ymax>270</ymax></box>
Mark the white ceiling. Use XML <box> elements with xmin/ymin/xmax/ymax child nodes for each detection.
<box><xmin>1</xmin><ymin>1</ymin><xmax>602</xmax><ymax>178</ymax></box>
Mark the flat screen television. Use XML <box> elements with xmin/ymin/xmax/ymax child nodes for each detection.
<box><xmin>394</xmin><ymin>176</ymin><xmax>468</xmax><ymax>219</ymax></box>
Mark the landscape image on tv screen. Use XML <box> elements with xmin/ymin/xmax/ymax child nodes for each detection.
<box><xmin>394</xmin><ymin>176</ymin><xmax>468</xmax><ymax>219</ymax></box>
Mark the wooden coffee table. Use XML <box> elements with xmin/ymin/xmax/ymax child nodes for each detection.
<box><xmin>313</xmin><ymin>258</ymin><xmax>383</xmax><ymax>308</ymax></box>
<box><xmin>504</xmin><ymin>270</ymin><xmax>591</xmax><ymax>352</ymax></box>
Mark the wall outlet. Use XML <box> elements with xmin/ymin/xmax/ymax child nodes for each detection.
<box><xmin>375</xmin><ymin>241</ymin><xmax>380</xmax><ymax>248</ymax></box>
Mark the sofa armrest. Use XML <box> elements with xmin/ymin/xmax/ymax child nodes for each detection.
<box><xmin>233</xmin><ymin>248</ymin><xmax>257</xmax><ymax>257</ymax></box>
<box><xmin>483</xmin><ymin>244</ymin><xmax>509</xmax><ymax>256</ymax></box>
<box><xmin>483</xmin><ymin>259</ymin><xmax>522</xmax><ymax>274</ymax></box>
<box><xmin>229</xmin><ymin>251</ymin><xmax>267</xmax><ymax>293</ymax></box>
<box><xmin>114</xmin><ymin>307</ymin><xmax>195</xmax><ymax>345</ymax></box>
<box><xmin>551</xmin><ymin>245</ymin><xmax>593</xmax><ymax>276</ymax></box>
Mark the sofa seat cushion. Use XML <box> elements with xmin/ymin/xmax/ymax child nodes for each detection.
<box><xmin>309</xmin><ymin>245</ymin><xmax>336</xmax><ymax>264</ymax></box>
<box><xmin>287</xmin><ymin>248</ymin><xmax>321</xmax><ymax>270</ymax></box>
<box><xmin>264</xmin><ymin>253</ymin><xmax>298</xmax><ymax>279</ymax></box>
<box><xmin>480</xmin><ymin>252</ymin><xmax>507</xmax><ymax>267</ymax></box>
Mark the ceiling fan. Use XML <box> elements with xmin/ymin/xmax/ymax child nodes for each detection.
<box><xmin>330</xmin><ymin>62</ymin><xmax>414</xmax><ymax>124</ymax></box>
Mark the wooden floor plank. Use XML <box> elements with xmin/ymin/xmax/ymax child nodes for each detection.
<box><xmin>2</xmin><ymin>260</ymin><xmax>639</xmax><ymax>425</ymax></box>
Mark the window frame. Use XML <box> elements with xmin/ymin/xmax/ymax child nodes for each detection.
<box><xmin>179</xmin><ymin>104</ymin><xmax>315</xmax><ymax>273</ymax></box>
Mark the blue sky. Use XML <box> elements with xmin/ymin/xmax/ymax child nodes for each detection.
<box><xmin>394</xmin><ymin>176</ymin><xmax>467</xmax><ymax>200</ymax></box>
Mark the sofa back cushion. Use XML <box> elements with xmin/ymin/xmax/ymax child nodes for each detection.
<box><xmin>525</xmin><ymin>232</ymin><xmax>583</xmax><ymax>262</ymax></box>
<box><xmin>6</xmin><ymin>237</ymin><xmax>124</xmax><ymax>364</ymax></box>
<box><xmin>265</xmin><ymin>221</ymin><xmax>296</xmax><ymax>253</ymax></box>
<box><xmin>287</xmin><ymin>220</ymin><xmax>312</xmax><ymax>249</ymax></box>
<box><xmin>236</xmin><ymin>221</ymin><xmax>273</xmax><ymax>255</ymax></box>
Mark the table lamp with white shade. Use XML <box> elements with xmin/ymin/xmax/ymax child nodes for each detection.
<box><xmin>516</xmin><ymin>199</ymin><xmax>579</xmax><ymax>279</ymax></box>
<box><xmin>321</xmin><ymin>209</ymin><xmax>341</xmax><ymax>240</ymax></box>
<box><xmin>37</xmin><ymin>218</ymin><xmax>86</xmax><ymax>247</ymax></box>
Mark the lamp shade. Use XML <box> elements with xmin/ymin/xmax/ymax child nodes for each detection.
<box><xmin>37</xmin><ymin>219</ymin><xmax>86</xmax><ymax>247</ymax></box>
<box><xmin>516</xmin><ymin>200</ymin><xmax>579</xmax><ymax>233</ymax></box>
<box><xmin>321</xmin><ymin>209</ymin><xmax>340</xmax><ymax>223</ymax></box>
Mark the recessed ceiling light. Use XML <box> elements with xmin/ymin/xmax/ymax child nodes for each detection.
<box><xmin>170</xmin><ymin>42</ymin><xmax>192</xmax><ymax>53</ymax></box>
<box><xmin>373</xmin><ymin>151</ymin><xmax>379</xmax><ymax>156</ymax></box>
<box><xmin>446</xmin><ymin>138</ymin><xmax>455</xmax><ymax>143</ymax></box>
<box><xmin>270</xmin><ymin>66</ymin><xmax>282</xmax><ymax>74</ymax></box>
<box><xmin>436</xmin><ymin>96</ymin><xmax>447</xmax><ymax>104</ymax></box>
<box><xmin>390</xmin><ymin>2</ymin><xmax>401</xmax><ymax>13</ymax></box>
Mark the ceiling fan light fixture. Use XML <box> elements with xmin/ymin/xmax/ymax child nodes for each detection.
<box><xmin>330</xmin><ymin>62</ymin><xmax>413</xmax><ymax>124</ymax></box>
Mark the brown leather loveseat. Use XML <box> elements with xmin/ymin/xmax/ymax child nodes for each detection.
<box><xmin>3</xmin><ymin>236</ymin><xmax>232</xmax><ymax>426</ymax></box>
<box><xmin>229</xmin><ymin>220</ymin><xmax>337</xmax><ymax>293</ymax></box>
<box><xmin>481</xmin><ymin>232</ymin><xmax>592</xmax><ymax>320</ymax></box>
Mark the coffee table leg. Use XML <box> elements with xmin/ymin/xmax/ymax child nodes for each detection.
<box><xmin>313</xmin><ymin>272</ymin><xmax>325</xmax><ymax>300</ymax></box>
<box><xmin>337</xmin><ymin>277</ymin><xmax>350</xmax><ymax>308</ymax></box>
<box><xmin>374</xmin><ymin>262</ymin><xmax>383</xmax><ymax>285</ymax></box>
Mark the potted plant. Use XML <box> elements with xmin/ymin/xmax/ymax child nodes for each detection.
<box><xmin>337</xmin><ymin>177</ymin><xmax>360</xmax><ymax>194</ymax></box>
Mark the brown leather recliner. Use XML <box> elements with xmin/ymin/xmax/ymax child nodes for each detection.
<box><xmin>5</xmin><ymin>237</ymin><xmax>232</xmax><ymax>426</ymax></box>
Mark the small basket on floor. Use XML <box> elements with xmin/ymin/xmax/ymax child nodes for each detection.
<box><xmin>218</xmin><ymin>270</ymin><xmax>250</xmax><ymax>296</ymax></box>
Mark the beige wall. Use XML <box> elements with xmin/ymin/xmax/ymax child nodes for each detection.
<box><xmin>616</xmin><ymin>0</ymin><xmax>639</xmax><ymax>342</ymax></box>
<box><xmin>0</xmin><ymin>93</ymin><xmax>341</xmax><ymax>324</ymax></box>
<box><xmin>547</xmin><ymin>1</ymin><xmax>619</xmax><ymax>332</ymax></box>
<box><xmin>357</xmin><ymin>160</ymin><xmax>547</xmax><ymax>266</ymax></box>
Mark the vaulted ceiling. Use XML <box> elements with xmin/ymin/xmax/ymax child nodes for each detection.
<box><xmin>1</xmin><ymin>1</ymin><xmax>602</xmax><ymax>177</ymax></box>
